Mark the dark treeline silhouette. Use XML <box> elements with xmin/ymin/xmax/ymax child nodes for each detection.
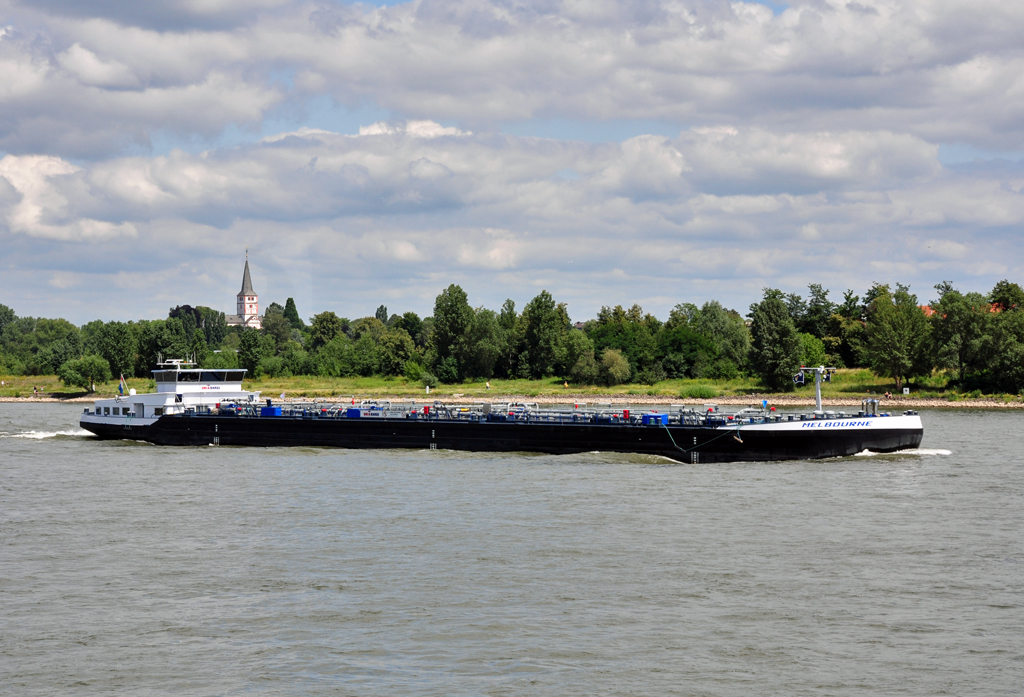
<box><xmin>2</xmin><ymin>278</ymin><xmax>1023</xmax><ymax>393</ymax></box>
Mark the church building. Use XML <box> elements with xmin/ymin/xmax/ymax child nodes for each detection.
<box><xmin>225</xmin><ymin>254</ymin><xmax>262</xmax><ymax>329</ymax></box>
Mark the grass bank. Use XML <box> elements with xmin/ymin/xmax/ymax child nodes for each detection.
<box><xmin>2</xmin><ymin>369</ymin><xmax>1022</xmax><ymax>405</ymax></box>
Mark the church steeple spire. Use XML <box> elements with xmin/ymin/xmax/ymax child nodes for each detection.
<box><xmin>240</xmin><ymin>257</ymin><xmax>255</xmax><ymax>296</ymax></box>
<box><xmin>232</xmin><ymin>250</ymin><xmax>261</xmax><ymax>329</ymax></box>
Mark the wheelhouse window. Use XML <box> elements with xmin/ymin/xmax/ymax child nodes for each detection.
<box><xmin>154</xmin><ymin>371</ymin><xmax>176</xmax><ymax>383</ymax></box>
<box><xmin>200</xmin><ymin>371</ymin><xmax>226</xmax><ymax>382</ymax></box>
<box><xmin>225</xmin><ymin>371</ymin><xmax>246</xmax><ymax>382</ymax></box>
<box><xmin>153</xmin><ymin>407</ymin><xmax>164</xmax><ymax>416</ymax></box>
<box><xmin>177</xmin><ymin>372</ymin><xmax>200</xmax><ymax>382</ymax></box>
<box><xmin>103</xmin><ymin>407</ymin><xmax>110</xmax><ymax>415</ymax></box>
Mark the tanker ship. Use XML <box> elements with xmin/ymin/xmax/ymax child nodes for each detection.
<box><xmin>80</xmin><ymin>361</ymin><xmax>923</xmax><ymax>463</ymax></box>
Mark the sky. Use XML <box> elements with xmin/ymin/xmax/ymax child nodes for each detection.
<box><xmin>1</xmin><ymin>0</ymin><xmax>1022</xmax><ymax>325</ymax></box>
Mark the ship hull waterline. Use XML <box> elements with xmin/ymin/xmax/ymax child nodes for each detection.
<box><xmin>81</xmin><ymin>414</ymin><xmax>924</xmax><ymax>463</ymax></box>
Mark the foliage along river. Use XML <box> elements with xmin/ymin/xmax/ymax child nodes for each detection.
<box><xmin>1</xmin><ymin>403</ymin><xmax>1021</xmax><ymax>695</ymax></box>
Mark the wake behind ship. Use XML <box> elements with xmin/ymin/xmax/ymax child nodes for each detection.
<box><xmin>80</xmin><ymin>361</ymin><xmax>924</xmax><ymax>463</ymax></box>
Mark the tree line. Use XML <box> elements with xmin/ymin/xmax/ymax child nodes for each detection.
<box><xmin>2</xmin><ymin>279</ymin><xmax>1023</xmax><ymax>393</ymax></box>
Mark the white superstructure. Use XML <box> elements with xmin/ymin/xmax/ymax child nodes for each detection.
<box><xmin>80</xmin><ymin>361</ymin><xmax>261</xmax><ymax>429</ymax></box>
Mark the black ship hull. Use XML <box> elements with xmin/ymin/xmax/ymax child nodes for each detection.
<box><xmin>82</xmin><ymin>413</ymin><xmax>924</xmax><ymax>463</ymax></box>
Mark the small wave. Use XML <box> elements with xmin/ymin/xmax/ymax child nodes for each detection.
<box><xmin>855</xmin><ymin>447</ymin><xmax>951</xmax><ymax>457</ymax></box>
<box><xmin>2</xmin><ymin>429</ymin><xmax>92</xmax><ymax>439</ymax></box>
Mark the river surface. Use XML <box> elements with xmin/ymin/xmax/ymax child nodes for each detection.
<box><xmin>1</xmin><ymin>404</ymin><xmax>1021</xmax><ymax>695</ymax></box>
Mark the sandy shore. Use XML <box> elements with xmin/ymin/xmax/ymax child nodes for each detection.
<box><xmin>3</xmin><ymin>393</ymin><xmax>1022</xmax><ymax>409</ymax></box>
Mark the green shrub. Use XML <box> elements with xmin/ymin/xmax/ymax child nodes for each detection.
<box><xmin>600</xmin><ymin>349</ymin><xmax>631</xmax><ymax>386</ymax></box>
<box><xmin>636</xmin><ymin>365</ymin><xmax>667</xmax><ymax>385</ymax></box>
<box><xmin>421</xmin><ymin>372</ymin><xmax>439</xmax><ymax>388</ymax></box>
<box><xmin>403</xmin><ymin>361</ymin><xmax>424</xmax><ymax>381</ymax></box>
<box><xmin>680</xmin><ymin>384</ymin><xmax>718</xmax><ymax>399</ymax></box>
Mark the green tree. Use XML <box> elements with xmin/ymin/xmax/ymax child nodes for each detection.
<box><xmin>0</xmin><ymin>304</ymin><xmax>16</xmax><ymax>337</ymax></box>
<box><xmin>989</xmin><ymin>310</ymin><xmax>1024</xmax><ymax>393</ymax></box>
<box><xmin>1</xmin><ymin>317</ymin><xmax>80</xmax><ymax>374</ymax></box>
<box><xmin>520</xmin><ymin>290</ymin><xmax>567</xmax><ymax>378</ymax></box>
<box><xmin>785</xmin><ymin>292</ymin><xmax>807</xmax><ymax>328</ymax></box>
<box><xmin>309</xmin><ymin>311</ymin><xmax>346</xmax><ymax>351</ymax></box>
<box><xmin>693</xmin><ymin>300</ymin><xmax>749</xmax><ymax>371</ymax></box>
<box><xmin>990</xmin><ymin>279</ymin><xmax>1024</xmax><ymax>311</ymax></box>
<box><xmin>378</xmin><ymin>329</ymin><xmax>417</xmax><ymax>376</ymax></box>
<box><xmin>836</xmin><ymin>290</ymin><xmax>861</xmax><ymax>320</ymax></box>
<box><xmin>202</xmin><ymin>349</ymin><xmax>238</xmax><ymax>370</ymax></box>
<box><xmin>375</xmin><ymin>305</ymin><xmax>389</xmax><ymax>323</ymax></box>
<box><xmin>664</xmin><ymin>303</ymin><xmax>699</xmax><ymax>331</ymax></box>
<box><xmin>238</xmin><ymin>328</ymin><xmax>263</xmax><ymax>374</ymax></box>
<box><xmin>96</xmin><ymin>321</ymin><xmax>137</xmax><ymax>378</ymax></box>
<box><xmin>36</xmin><ymin>336</ymin><xmax>83</xmax><ymax>374</ymax></box>
<box><xmin>157</xmin><ymin>317</ymin><xmax>189</xmax><ymax>361</ymax></box>
<box><xmin>57</xmin><ymin>355</ymin><xmax>111</xmax><ymax>392</ymax></box>
<box><xmin>798</xmin><ymin>332</ymin><xmax>827</xmax><ymax>367</ymax></box>
<box><xmin>265</xmin><ymin>302</ymin><xmax>285</xmax><ymax>316</ymax></box>
<box><xmin>314</xmin><ymin>335</ymin><xmax>354</xmax><ymax>377</ymax></box>
<box><xmin>560</xmin><ymin>329</ymin><xmax>594</xmax><ymax>380</ymax></box>
<box><xmin>801</xmin><ymin>283</ymin><xmax>837</xmax><ymax>338</ymax></box>
<box><xmin>188</xmin><ymin>330</ymin><xmax>210</xmax><ymax>366</ymax></box>
<box><xmin>394</xmin><ymin>312</ymin><xmax>425</xmax><ymax>347</ymax></box>
<box><xmin>463</xmin><ymin>308</ymin><xmax>501</xmax><ymax>379</ymax></box>
<box><xmin>569</xmin><ymin>349</ymin><xmax>600</xmax><ymax>384</ymax></box>
<box><xmin>658</xmin><ymin>325</ymin><xmax>720</xmax><ymax>378</ymax></box>
<box><xmin>168</xmin><ymin>305</ymin><xmax>200</xmax><ymax>341</ymax></box>
<box><xmin>428</xmin><ymin>284</ymin><xmax>474</xmax><ymax>382</ymax></box>
<box><xmin>865</xmin><ymin>284</ymin><xmax>931</xmax><ymax>390</ymax></box>
<box><xmin>350</xmin><ymin>317</ymin><xmax>387</xmax><ymax>343</ymax></box>
<box><xmin>495</xmin><ymin>299</ymin><xmax>521</xmax><ymax>379</ymax></box>
<box><xmin>283</xmin><ymin>298</ymin><xmax>304</xmax><ymax>329</ymax></box>
<box><xmin>350</xmin><ymin>336</ymin><xmax>379</xmax><ymax>376</ymax></box>
<box><xmin>930</xmin><ymin>282</ymin><xmax>990</xmax><ymax>385</ymax></box>
<box><xmin>749</xmin><ymin>292</ymin><xmax>802</xmax><ymax>391</ymax></box>
<box><xmin>196</xmin><ymin>307</ymin><xmax>228</xmax><ymax>348</ymax></box>
<box><xmin>261</xmin><ymin>312</ymin><xmax>292</xmax><ymax>353</ymax></box>
<box><xmin>587</xmin><ymin>304</ymin><xmax>660</xmax><ymax>379</ymax></box>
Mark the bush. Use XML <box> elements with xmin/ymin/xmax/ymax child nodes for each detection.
<box><xmin>679</xmin><ymin>384</ymin><xmax>719</xmax><ymax>399</ymax></box>
<box><xmin>421</xmin><ymin>372</ymin><xmax>439</xmax><ymax>388</ymax></box>
<box><xmin>257</xmin><ymin>356</ymin><xmax>287</xmax><ymax>378</ymax></box>
<box><xmin>600</xmin><ymin>348</ymin><xmax>631</xmax><ymax>386</ymax></box>
<box><xmin>435</xmin><ymin>356</ymin><xmax>459</xmax><ymax>384</ymax></box>
<box><xmin>704</xmin><ymin>358</ymin><xmax>739</xmax><ymax>380</ymax></box>
<box><xmin>569</xmin><ymin>350</ymin><xmax>600</xmax><ymax>385</ymax></box>
<box><xmin>635</xmin><ymin>365</ymin><xmax>667</xmax><ymax>385</ymax></box>
<box><xmin>403</xmin><ymin>361</ymin><xmax>424</xmax><ymax>381</ymax></box>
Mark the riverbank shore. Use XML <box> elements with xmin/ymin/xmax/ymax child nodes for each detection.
<box><xmin>4</xmin><ymin>393</ymin><xmax>1022</xmax><ymax>409</ymax></box>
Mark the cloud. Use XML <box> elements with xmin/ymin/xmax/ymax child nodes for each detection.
<box><xmin>2</xmin><ymin>121</ymin><xmax>1022</xmax><ymax>323</ymax></box>
<box><xmin>0</xmin><ymin>154</ymin><xmax>137</xmax><ymax>240</ymax></box>
<box><xmin>2</xmin><ymin>0</ymin><xmax>1024</xmax><ymax>157</ymax></box>
<box><xmin>1</xmin><ymin>0</ymin><xmax>1022</xmax><ymax>322</ymax></box>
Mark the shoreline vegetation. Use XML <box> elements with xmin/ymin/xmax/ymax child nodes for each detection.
<box><xmin>4</xmin><ymin>279</ymin><xmax>1024</xmax><ymax>408</ymax></box>
<box><xmin>3</xmin><ymin>371</ymin><xmax>1023</xmax><ymax>408</ymax></box>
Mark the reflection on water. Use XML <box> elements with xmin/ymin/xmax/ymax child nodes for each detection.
<box><xmin>1</xmin><ymin>404</ymin><xmax>1021</xmax><ymax>696</ymax></box>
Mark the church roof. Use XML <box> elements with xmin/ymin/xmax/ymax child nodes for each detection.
<box><xmin>239</xmin><ymin>259</ymin><xmax>256</xmax><ymax>296</ymax></box>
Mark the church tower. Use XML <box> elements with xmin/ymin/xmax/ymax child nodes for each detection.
<box><xmin>235</xmin><ymin>251</ymin><xmax>262</xmax><ymax>329</ymax></box>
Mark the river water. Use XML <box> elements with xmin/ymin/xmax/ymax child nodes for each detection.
<box><xmin>1</xmin><ymin>404</ymin><xmax>1021</xmax><ymax>695</ymax></box>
